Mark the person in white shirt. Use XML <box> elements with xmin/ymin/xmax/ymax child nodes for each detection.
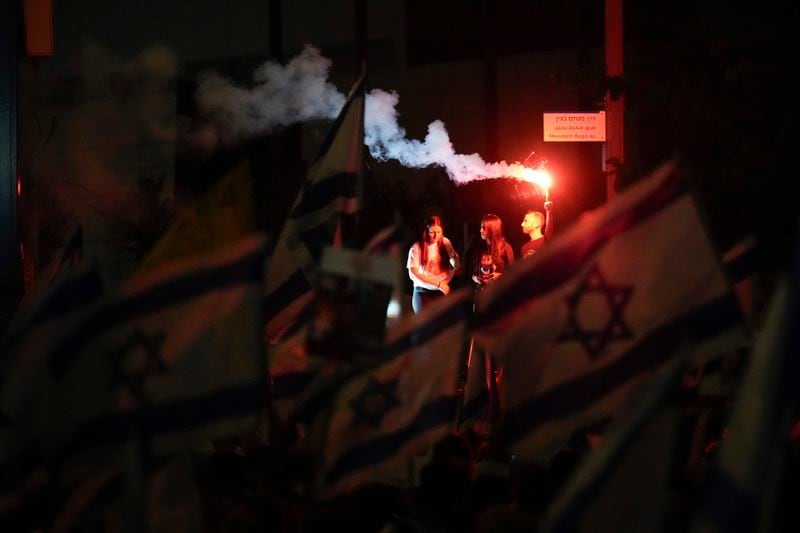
<box><xmin>407</xmin><ymin>215</ymin><xmax>461</xmax><ymax>313</ymax></box>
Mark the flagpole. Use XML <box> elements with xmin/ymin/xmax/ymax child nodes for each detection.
<box><xmin>455</xmin><ymin>222</ymin><xmax>478</xmax><ymax>430</ymax></box>
<box><xmin>454</xmin><ymin>297</ymin><xmax>477</xmax><ymax>429</ymax></box>
<box><xmin>261</xmin><ymin>245</ymin><xmax>287</xmax><ymax>448</ymax></box>
<box><xmin>262</xmin><ymin>344</ymin><xmax>282</xmax><ymax>447</ymax></box>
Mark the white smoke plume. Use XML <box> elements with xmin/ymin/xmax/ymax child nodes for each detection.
<box><xmin>364</xmin><ymin>89</ymin><xmax>529</xmax><ymax>184</ymax></box>
<box><xmin>189</xmin><ymin>46</ymin><xmax>345</xmax><ymax>150</ymax></box>
<box><xmin>193</xmin><ymin>45</ymin><xmax>532</xmax><ymax>184</ymax></box>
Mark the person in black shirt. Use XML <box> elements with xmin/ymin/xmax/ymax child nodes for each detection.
<box><xmin>520</xmin><ymin>200</ymin><xmax>553</xmax><ymax>258</ymax></box>
<box><xmin>468</xmin><ymin>214</ymin><xmax>514</xmax><ymax>432</ymax></box>
<box><xmin>471</xmin><ymin>213</ymin><xmax>514</xmax><ymax>289</ymax></box>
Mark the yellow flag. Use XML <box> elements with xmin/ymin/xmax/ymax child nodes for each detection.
<box><xmin>138</xmin><ymin>160</ymin><xmax>257</xmax><ymax>272</ymax></box>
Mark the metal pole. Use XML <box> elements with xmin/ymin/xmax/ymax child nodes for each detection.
<box><xmin>1</xmin><ymin>0</ymin><xmax>20</xmax><ymax>321</ymax></box>
<box><xmin>604</xmin><ymin>0</ymin><xmax>624</xmax><ymax>201</ymax></box>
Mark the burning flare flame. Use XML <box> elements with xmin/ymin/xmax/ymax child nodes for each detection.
<box><xmin>520</xmin><ymin>167</ymin><xmax>552</xmax><ymax>190</ymax></box>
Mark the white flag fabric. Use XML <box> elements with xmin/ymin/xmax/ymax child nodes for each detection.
<box><xmin>0</xmin><ymin>263</ymin><xmax>106</xmax><ymax>513</ymax></box>
<box><xmin>473</xmin><ymin>161</ymin><xmax>746</xmax><ymax>461</ymax></box>
<box><xmin>308</xmin><ymin>289</ymin><xmax>472</xmax><ymax>495</ymax></box>
<box><xmin>264</xmin><ymin>75</ymin><xmax>365</xmax><ymax>341</ymax></box>
<box><xmin>268</xmin><ymin>222</ymin><xmax>404</xmax><ymax>424</ymax></box>
<box><xmin>3</xmin><ymin>235</ymin><xmax>266</xmax><ymax>487</ymax></box>
<box><xmin>693</xmin><ymin>237</ymin><xmax>800</xmax><ymax>533</ymax></box>
<box><xmin>540</xmin><ymin>358</ymin><xmax>685</xmax><ymax>533</ymax></box>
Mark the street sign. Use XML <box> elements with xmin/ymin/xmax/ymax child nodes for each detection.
<box><xmin>543</xmin><ymin>112</ymin><xmax>606</xmax><ymax>142</ymax></box>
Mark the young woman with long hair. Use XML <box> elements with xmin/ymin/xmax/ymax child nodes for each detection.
<box><xmin>468</xmin><ymin>214</ymin><xmax>515</xmax><ymax>436</ymax></box>
<box><xmin>471</xmin><ymin>213</ymin><xmax>514</xmax><ymax>288</ymax></box>
<box><xmin>407</xmin><ymin>215</ymin><xmax>461</xmax><ymax>313</ymax></box>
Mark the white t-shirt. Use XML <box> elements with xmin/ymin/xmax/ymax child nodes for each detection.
<box><xmin>407</xmin><ymin>237</ymin><xmax>457</xmax><ymax>290</ymax></box>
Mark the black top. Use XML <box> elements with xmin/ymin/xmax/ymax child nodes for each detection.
<box><xmin>521</xmin><ymin>237</ymin><xmax>546</xmax><ymax>258</ymax></box>
<box><xmin>470</xmin><ymin>240</ymin><xmax>515</xmax><ymax>279</ymax></box>
<box><xmin>520</xmin><ymin>207</ymin><xmax>554</xmax><ymax>258</ymax></box>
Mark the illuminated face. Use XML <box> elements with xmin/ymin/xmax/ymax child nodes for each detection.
<box><xmin>479</xmin><ymin>222</ymin><xmax>488</xmax><ymax>241</ymax></box>
<box><xmin>521</xmin><ymin>213</ymin><xmax>536</xmax><ymax>234</ymax></box>
<box><xmin>521</xmin><ymin>213</ymin><xmax>541</xmax><ymax>235</ymax></box>
<box><xmin>427</xmin><ymin>224</ymin><xmax>443</xmax><ymax>244</ymax></box>
<box><xmin>480</xmin><ymin>254</ymin><xmax>493</xmax><ymax>267</ymax></box>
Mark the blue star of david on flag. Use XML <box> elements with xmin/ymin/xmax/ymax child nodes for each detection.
<box><xmin>109</xmin><ymin>327</ymin><xmax>168</xmax><ymax>401</ymax></box>
<box><xmin>349</xmin><ymin>377</ymin><xmax>401</xmax><ymax>429</ymax></box>
<box><xmin>558</xmin><ymin>263</ymin><xmax>634</xmax><ymax>359</ymax></box>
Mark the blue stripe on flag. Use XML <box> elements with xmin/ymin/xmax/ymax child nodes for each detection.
<box><xmin>146</xmin><ymin>381</ymin><xmax>261</xmax><ymax>433</ymax></box>
<box><xmin>24</xmin><ymin>269</ymin><xmax>102</xmax><ymax>325</ymax></box>
<box><xmin>290</xmin><ymin>171</ymin><xmax>358</xmax><ymax>220</ymax></box>
<box><xmin>476</xmin><ymin>171</ymin><xmax>684</xmax><ymax>327</ymax></box>
<box><xmin>292</xmin><ymin>295</ymin><xmax>471</xmax><ymax>425</ymax></box>
<box><xmin>49</xmin><ymin>247</ymin><xmax>264</xmax><ymax>379</ymax></box>
<box><xmin>381</xmin><ymin>296</ymin><xmax>473</xmax><ymax>362</ymax></box>
<box><xmin>503</xmin><ymin>293</ymin><xmax>740</xmax><ymax>444</ymax></box>
<box><xmin>263</xmin><ymin>268</ymin><xmax>312</xmax><ymax>322</ymax></box>
<box><xmin>698</xmin><ymin>237</ymin><xmax>800</xmax><ymax>532</ymax></box>
<box><xmin>461</xmin><ymin>389</ymin><xmax>489</xmax><ymax>423</ymax></box>
<box><xmin>542</xmin><ymin>362</ymin><xmax>684</xmax><ymax>533</ymax></box>
<box><xmin>0</xmin><ymin>268</ymin><xmax>104</xmax><ymax>356</ymax></box>
<box><xmin>46</xmin><ymin>382</ymin><xmax>263</xmax><ymax>472</ymax></box>
<box><xmin>291</xmin><ymin>367</ymin><xmax>359</xmax><ymax>426</ymax></box>
<box><xmin>298</xmin><ymin>223</ymin><xmax>336</xmax><ymax>265</ymax></box>
<box><xmin>324</xmin><ymin>395</ymin><xmax>459</xmax><ymax>485</ymax></box>
<box><xmin>1</xmin><ymin>383</ymin><xmax>261</xmax><ymax>491</ymax></box>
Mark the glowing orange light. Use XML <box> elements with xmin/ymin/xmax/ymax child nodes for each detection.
<box><xmin>17</xmin><ymin>175</ymin><xmax>21</xmax><ymax>196</ymax></box>
<box><xmin>521</xmin><ymin>167</ymin><xmax>552</xmax><ymax>191</ymax></box>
